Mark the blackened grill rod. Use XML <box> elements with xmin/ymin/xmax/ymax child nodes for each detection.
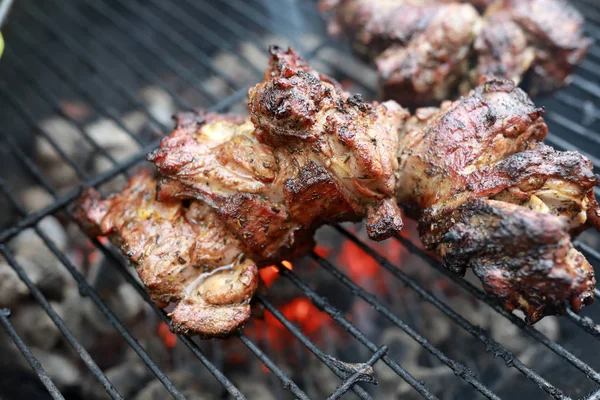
<box><xmin>0</xmin><ymin>133</ymin><xmax>247</xmax><ymax>399</ymax></box>
<box><xmin>276</xmin><ymin>263</ymin><xmax>440</xmax><ymax>400</ymax></box>
<box><xmin>1</xmin><ymin>48</ymin><xmax>124</xmax><ymax>172</ymax></box>
<box><xmin>60</xmin><ymin>0</ymin><xmax>221</xmax><ymax>105</ymax></box>
<box><xmin>19</xmin><ymin>7</ymin><xmax>172</xmax><ymax>133</ymax></box>
<box><xmin>0</xmin><ymin>245</ymin><xmax>123</xmax><ymax>399</ymax></box>
<box><xmin>0</xmin><ymin>112</ymin><xmax>253</xmax><ymax>399</ymax></box>
<box><xmin>0</xmin><ymin>181</ymin><xmax>186</xmax><ymax>400</ymax></box>
<box><xmin>106</xmin><ymin>0</ymin><xmax>250</xmax><ymax>92</ymax></box>
<box><xmin>0</xmin><ymin>308</ymin><xmax>64</xmax><ymax>400</ymax></box>
<box><xmin>334</xmin><ymin>227</ymin><xmax>569</xmax><ymax>399</ymax></box>
<box><xmin>392</xmin><ymin>234</ymin><xmax>600</xmax><ymax>386</ymax></box>
<box><xmin>0</xmin><ymin>86</ymin><xmax>250</xmax><ymax>245</ymax></box>
<box><xmin>237</xmin><ymin>333</ymin><xmax>311</xmax><ymax>400</ymax></box>
<box><xmin>134</xmin><ymin>0</ymin><xmax>264</xmax><ymax>78</ymax></box>
<box><xmin>255</xmin><ymin>294</ymin><xmax>374</xmax><ymax>400</ymax></box>
<box><xmin>309</xmin><ymin>252</ymin><xmax>501</xmax><ymax>399</ymax></box>
<box><xmin>7</xmin><ymin>25</ymin><xmax>153</xmax><ymax>146</ymax></box>
<box><xmin>565</xmin><ymin>309</ymin><xmax>600</xmax><ymax>340</ymax></box>
<box><xmin>45</xmin><ymin>1</ymin><xmax>196</xmax><ymax>111</ymax></box>
<box><xmin>325</xmin><ymin>346</ymin><xmax>388</xmax><ymax>400</ymax></box>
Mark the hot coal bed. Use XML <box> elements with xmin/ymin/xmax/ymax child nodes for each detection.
<box><xmin>1</xmin><ymin>1</ymin><xmax>600</xmax><ymax>399</ymax></box>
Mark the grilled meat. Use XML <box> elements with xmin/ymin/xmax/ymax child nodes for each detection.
<box><xmin>482</xmin><ymin>0</ymin><xmax>590</xmax><ymax>95</ymax></box>
<box><xmin>322</xmin><ymin>0</ymin><xmax>589</xmax><ymax>106</ymax></box>
<box><xmin>72</xmin><ymin>170</ymin><xmax>259</xmax><ymax>337</ymax></box>
<box><xmin>396</xmin><ymin>77</ymin><xmax>599</xmax><ymax>322</ymax></box>
<box><xmin>74</xmin><ymin>49</ymin><xmax>598</xmax><ymax>334</ymax></box>
<box><xmin>149</xmin><ymin>46</ymin><xmax>408</xmax><ymax>262</ymax></box>
<box><xmin>375</xmin><ymin>3</ymin><xmax>481</xmax><ymax>106</ymax></box>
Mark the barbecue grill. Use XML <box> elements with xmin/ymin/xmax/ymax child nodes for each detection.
<box><xmin>1</xmin><ymin>0</ymin><xmax>600</xmax><ymax>399</ymax></box>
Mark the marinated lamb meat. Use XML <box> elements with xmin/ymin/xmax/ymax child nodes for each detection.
<box><xmin>74</xmin><ymin>49</ymin><xmax>599</xmax><ymax>336</ymax></box>
<box><xmin>322</xmin><ymin>0</ymin><xmax>589</xmax><ymax>106</ymax></box>
<box><xmin>149</xmin><ymin>46</ymin><xmax>408</xmax><ymax>261</ymax></box>
<box><xmin>396</xmin><ymin>77</ymin><xmax>599</xmax><ymax>322</ymax></box>
<box><xmin>72</xmin><ymin>170</ymin><xmax>259</xmax><ymax>337</ymax></box>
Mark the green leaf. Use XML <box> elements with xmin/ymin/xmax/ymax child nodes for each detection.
<box><xmin>0</xmin><ymin>32</ymin><xmax>4</xmax><ymax>58</ymax></box>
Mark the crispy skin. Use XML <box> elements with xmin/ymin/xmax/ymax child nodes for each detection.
<box><xmin>72</xmin><ymin>170</ymin><xmax>258</xmax><ymax>337</ymax></box>
<box><xmin>322</xmin><ymin>0</ymin><xmax>589</xmax><ymax>105</ymax></box>
<box><xmin>149</xmin><ymin>47</ymin><xmax>408</xmax><ymax>262</ymax></box>
<box><xmin>397</xmin><ymin>78</ymin><xmax>599</xmax><ymax>322</ymax></box>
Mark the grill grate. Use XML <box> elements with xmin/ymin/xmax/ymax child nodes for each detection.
<box><xmin>1</xmin><ymin>0</ymin><xmax>600</xmax><ymax>399</ymax></box>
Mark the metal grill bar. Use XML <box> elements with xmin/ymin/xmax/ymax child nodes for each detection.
<box><xmin>565</xmin><ymin>309</ymin><xmax>600</xmax><ymax>340</ymax></box>
<box><xmin>45</xmin><ymin>1</ymin><xmax>196</xmax><ymax>111</ymax></box>
<box><xmin>7</xmin><ymin>25</ymin><xmax>154</xmax><ymax>145</ymax></box>
<box><xmin>394</xmin><ymin>233</ymin><xmax>600</xmax><ymax>385</ymax></box>
<box><xmin>275</xmin><ymin>263</ymin><xmax>440</xmax><ymax>400</ymax></box>
<box><xmin>553</xmin><ymin>92</ymin><xmax>600</xmax><ymax>121</ymax></box>
<box><xmin>255</xmin><ymin>293</ymin><xmax>374</xmax><ymax>400</ymax></box>
<box><xmin>0</xmin><ymin>308</ymin><xmax>64</xmax><ymax>400</ymax></box>
<box><xmin>19</xmin><ymin>6</ymin><xmax>171</xmax><ymax>132</ymax></box>
<box><xmin>67</xmin><ymin>0</ymin><xmax>220</xmax><ymax>105</ymax></box>
<box><xmin>139</xmin><ymin>0</ymin><xmax>263</xmax><ymax>77</ymax></box>
<box><xmin>0</xmin><ymin>236</ymin><xmax>122</xmax><ymax>398</ymax></box>
<box><xmin>392</xmin><ymin>234</ymin><xmax>600</xmax><ymax>385</ymax></box>
<box><xmin>237</xmin><ymin>333</ymin><xmax>311</xmax><ymax>400</ymax></box>
<box><xmin>0</xmin><ymin>183</ymin><xmax>186</xmax><ymax>399</ymax></box>
<box><xmin>334</xmin><ymin>227</ymin><xmax>569</xmax><ymax>399</ymax></box>
<box><xmin>326</xmin><ymin>346</ymin><xmax>388</xmax><ymax>400</ymax></box>
<box><xmin>0</xmin><ymin>130</ymin><xmax>248</xmax><ymax>399</ymax></box>
<box><xmin>310</xmin><ymin>251</ymin><xmax>501</xmax><ymax>399</ymax></box>
<box><xmin>0</xmin><ymin>87</ymin><xmax>249</xmax><ymax>245</ymax></box>
<box><xmin>1</xmin><ymin>48</ymin><xmax>124</xmax><ymax>169</ymax></box>
<box><xmin>111</xmin><ymin>0</ymin><xmax>251</xmax><ymax>91</ymax></box>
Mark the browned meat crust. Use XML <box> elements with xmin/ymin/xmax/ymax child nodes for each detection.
<box><xmin>397</xmin><ymin>77</ymin><xmax>599</xmax><ymax>322</ymax></box>
<box><xmin>73</xmin><ymin>49</ymin><xmax>599</xmax><ymax>334</ymax></box>
<box><xmin>149</xmin><ymin>46</ymin><xmax>408</xmax><ymax>263</ymax></box>
<box><xmin>440</xmin><ymin>199</ymin><xmax>595</xmax><ymax>323</ymax></box>
<box><xmin>322</xmin><ymin>0</ymin><xmax>589</xmax><ymax>106</ymax></box>
<box><xmin>71</xmin><ymin>170</ymin><xmax>258</xmax><ymax>337</ymax></box>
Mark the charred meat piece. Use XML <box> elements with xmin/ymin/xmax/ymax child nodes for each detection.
<box><xmin>375</xmin><ymin>3</ymin><xmax>482</xmax><ymax>106</ymax></box>
<box><xmin>473</xmin><ymin>14</ymin><xmax>535</xmax><ymax>86</ymax></box>
<box><xmin>483</xmin><ymin>0</ymin><xmax>590</xmax><ymax>95</ymax></box>
<box><xmin>149</xmin><ymin>46</ymin><xmax>408</xmax><ymax>261</ymax></box>
<box><xmin>322</xmin><ymin>0</ymin><xmax>589</xmax><ymax>106</ymax></box>
<box><xmin>396</xmin><ymin>77</ymin><xmax>599</xmax><ymax>322</ymax></box>
<box><xmin>72</xmin><ymin>170</ymin><xmax>258</xmax><ymax>337</ymax></box>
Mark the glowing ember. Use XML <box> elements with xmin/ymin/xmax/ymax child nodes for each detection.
<box><xmin>259</xmin><ymin>265</ymin><xmax>280</xmax><ymax>288</ymax></box>
<box><xmin>248</xmin><ymin>297</ymin><xmax>334</xmax><ymax>352</ymax></box>
<box><xmin>258</xmin><ymin>259</ymin><xmax>297</xmax><ymax>288</ymax></box>
<box><xmin>279</xmin><ymin>298</ymin><xmax>330</xmax><ymax>337</ymax></box>
<box><xmin>338</xmin><ymin>237</ymin><xmax>402</xmax><ymax>293</ymax></box>
<box><xmin>157</xmin><ymin>322</ymin><xmax>177</xmax><ymax>348</ymax></box>
<box><xmin>314</xmin><ymin>245</ymin><xmax>331</xmax><ymax>258</ymax></box>
<box><xmin>339</xmin><ymin>240</ymin><xmax>379</xmax><ymax>281</ymax></box>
